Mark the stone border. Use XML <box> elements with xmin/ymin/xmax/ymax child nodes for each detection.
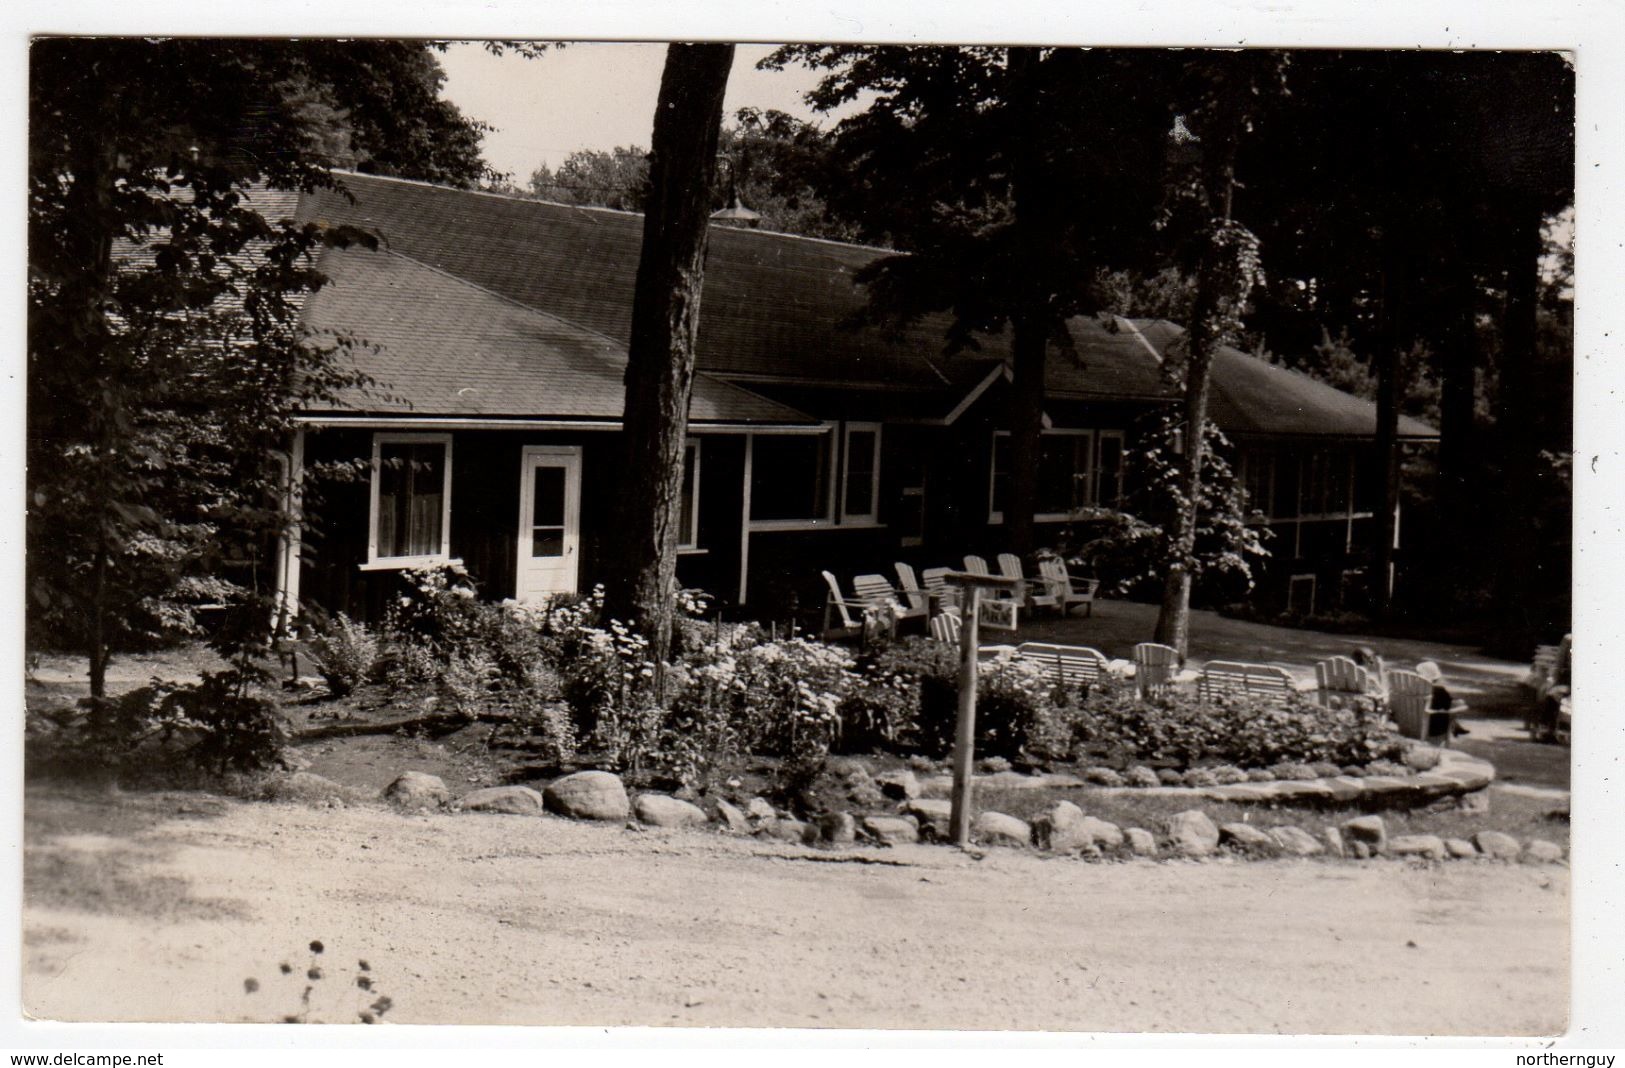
<box><xmin>925</xmin><ymin>746</ymin><xmax>1495</xmax><ymax>809</ymax></box>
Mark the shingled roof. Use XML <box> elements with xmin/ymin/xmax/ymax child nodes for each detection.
<box><xmin>292</xmin><ymin>172</ymin><xmax>1435</xmax><ymax>440</ymax></box>
<box><xmin>300</xmin><ymin>245</ymin><xmax>814</xmax><ymax>426</ymax></box>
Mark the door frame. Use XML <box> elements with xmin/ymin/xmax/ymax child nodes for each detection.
<box><xmin>515</xmin><ymin>445</ymin><xmax>583</xmax><ymax>601</ymax></box>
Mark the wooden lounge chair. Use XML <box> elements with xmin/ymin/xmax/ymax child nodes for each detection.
<box><xmin>1388</xmin><ymin>666</ymin><xmax>1466</xmax><ymax>746</ymax></box>
<box><xmin>1134</xmin><ymin>642</ymin><xmax>1180</xmax><ymax>697</ymax></box>
<box><xmin>892</xmin><ymin>562</ymin><xmax>931</xmax><ymax>617</ymax></box>
<box><xmin>1314</xmin><ymin>655</ymin><xmax>1374</xmax><ymax>707</ymax></box>
<box><xmin>964</xmin><ymin>554</ymin><xmax>1021</xmax><ymax>607</ymax></box>
<box><xmin>1384</xmin><ymin>668</ymin><xmax>1453</xmax><ymax>745</ymax></box>
<box><xmin>820</xmin><ymin>570</ymin><xmax>870</xmax><ymax>641</ymax></box>
<box><xmin>997</xmin><ymin>553</ymin><xmax>1056</xmax><ymax>612</ymax></box>
<box><xmin>852</xmin><ymin>572</ymin><xmax>926</xmax><ymax>625</ymax></box>
<box><xmin>1037</xmin><ymin>557</ymin><xmax>1100</xmax><ymax>617</ymax></box>
<box><xmin>929</xmin><ymin>608</ymin><xmax>962</xmax><ymax>644</ymax></box>
<box><xmin>1196</xmin><ymin>660</ymin><xmax>1296</xmax><ymax>707</ymax></box>
<box><xmin>1016</xmin><ymin>641</ymin><xmax>1111</xmax><ymax>691</ymax></box>
<box><xmin>920</xmin><ymin>566</ymin><xmax>961</xmax><ymax>613</ymax></box>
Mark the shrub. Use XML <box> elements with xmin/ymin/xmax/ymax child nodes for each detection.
<box><xmin>733</xmin><ymin>638</ymin><xmax>856</xmax><ymax>787</ymax></box>
<box><xmin>161</xmin><ymin>669</ymin><xmax>288</xmax><ymax>773</ymax></box>
<box><xmin>1073</xmin><ymin>677</ymin><xmax>1403</xmax><ymax>770</ymax></box>
<box><xmin>306</xmin><ymin>613</ymin><xmax>379</xmax><ymax>697</ymax></box>
<box><xmin>383</xmin><ymin>563</ymin><xmax>489</xmax><ymax>654</ymax></box>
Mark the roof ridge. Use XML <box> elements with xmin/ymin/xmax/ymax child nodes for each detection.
<box><xmin>329</xmin><ymin>169</ymin><xmax>906</xmax><ymax>259</ymax></box>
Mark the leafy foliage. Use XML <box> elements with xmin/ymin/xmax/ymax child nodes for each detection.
<box><xmin>1073</xmin><ymin>676</ymin><xmax>1403</xmax><ymax>770</ymax></box>
<box><xmin>1074</xmin><ymin>410</ymin><xmax>1270</xmax><ymax>600</ymax></box>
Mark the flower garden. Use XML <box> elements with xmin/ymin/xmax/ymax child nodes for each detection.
<box><xmin>291</xmin><ymin>564</ymin><xmax>1412</xmax><ymax>800</ymax></box>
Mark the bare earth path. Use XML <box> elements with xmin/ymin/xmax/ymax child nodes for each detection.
<box><xmin>23</xmin><ymin>788</ymin><xmax>1567</xmax><ymax>1035</ymax></box>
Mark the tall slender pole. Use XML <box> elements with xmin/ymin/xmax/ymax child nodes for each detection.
<box><xmin>949</xmin><ymin>587</ymin><xmax>982</xmax><ymax>848</ymax></box>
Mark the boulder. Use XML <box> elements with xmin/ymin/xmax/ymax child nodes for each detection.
<box><xmin>760</xmin><ymin>818</ymin><xmax>818</xmax><ymax>844</ymax></box>
<box><xmin>1124</xmin><ymin>827</ymin><xmax>1158</xmax><ymax>857</ymax></box>
<box><xmin>902</xmin><ymin>798</ymin><xmax>953</xmax><ymax>840</ymax></box>
<box><xmin>827</xmin><ymin>759</ymin><xmax>886</xmax><ymax>808</ymax></box>
<box><xmin>1473</xmin><ymin>830</ymin><xmax>1522</xmax><ymax>860</ymax></box>
<box><xmin>1080</xmin><ymin>817</ymin><xmax>1126</xmax><ymax>850</ymax></box>
<box><xmin>543</xmin><ymin>770</ymin><xmax>630</xmax><ymax>821</ymax></box>
<box><xmin>1268</xmin><ymin>826</ymin><xmax>1325</xmax><ymax>857</ymax></box>
<box><xmin>861</xmin><ymin>815</ymin><xmax>920</xmax><ymax>845</ymax></box>
<box><xmin>1124</xmin><ymin>766</ymin><xmax>1161</xmax><ymax>788</ymax></box>
<box><xmin>1403</xmin><ymin>746</ymin><xmax>1443</xmax><ymax>771</ymax></box>
<box><xmin>1167</xmin><ymin>810</ymin><xmax>1220</xmax><ymax>857</ymax></box>
<box><xmin>1183</xmin><ymin>768</ymin><xmax>1220</xmax><ymax>788</ymax></box>
<box><xmin>1157</xmin><ymin>768</ymin><xmax>1186</xmax><ymax>786</ymax></box>
<box><xmin>973</xmin><ymin>810</ymin><xmax>1032</xmax><ymax>847</ymax></box>
<box><xmin>1219</xmin><ymin>822</ymin><xmax>1275</xmax><ymax>853</ymax></box>
<box><xmin>455</xmin><ymin>785</ymin><xmax>544</xmax><ymax>815</ymax></box>
<box><xmin>382</xmin><ymin>771</ymin><xmax>450</xmax><ymax>810</ymax></box>
<box><xmin>1522</xmin><ymin>839</ymin><xmax>1566</xmax><ymax>864</ymax></box>
<box><xmin>1082</xmin><ymin>766</ymin><xmax>1125</xmax><ymax>787</ymax></box>
<box><xmin>1030</xmin><ymin>801</ymin><xmax>1088</xmax><ymax>851</ymax></box>
<box><xmin>744</xmin><ymin>797</ymin><xmax>777</xmax><ymax>822</ymax></box>
<box><xmin>1444</xmin><ymin>837</ymin><xmax>1479</xmax><ymax>859</ymax></box>
<box><xmin>1321</xmin><ymin>827</ymin><xmax>1346</xmax><ymax>858</ymax></box>
<box><xmin>633</xmin><ymin>793</ymin><xmax>708</xmax><ymax>829</ymax></box>
<box><xmin>1350</xmin><ymin>840</ymin><xmax>1372</xmax><ymax>860</ymax></box>
<box><xmin>1456</xmin><ymin>790</ymin><xmax>1491</xmax><ymax>815</ymax></box>
<box><xmin>1341</xmin><ymin>815</ymin><xmax>1388</xmax><ymax>855</ymax></box>
<box><xmin>712</xmin><ymin>799</ymin><xmax>751</xmax><ymax>834</ymax></box>
<box><xmin>875</xmin><ymin>769</ymin><xmax>922</xmax><ymax>801</ymax></box>
<box><xmin>818</xmin><ymin>811</ymin><xmax>857</xmax><ymax>845</ymax></box>
<box><xmin>979</xmin><ymin>756</ymin><xmax>1013</xmax><ymax>774</ymax></box>
<box><xmin>1389</xmin><ymin>834</ymin><xmax>1448</xmax><ymax>860</ymax></box>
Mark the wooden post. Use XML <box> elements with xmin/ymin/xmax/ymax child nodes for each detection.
<box><xmin>941</xmin><ymin>570</ymin><xmax>1022</xmax><ymax>849</ymax></box>
<box><xmin>950</xmin><ymin>584</ymin><xmax>981</xmax><ymax>848</ymax></box>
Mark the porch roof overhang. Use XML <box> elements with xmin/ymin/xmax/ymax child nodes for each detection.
<box><xmin>292</xmin><ymin>413</ymin><xmax>824</xmax><ymax>433</ymax></box>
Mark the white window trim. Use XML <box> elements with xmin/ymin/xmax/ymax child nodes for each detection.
<box><xmin>988</xmin><ymin>428</ymin><xmax>1097</xmax><ymax>525</ymax></box>
<box><xmin>747</xmin><ymin>425</ymin><xmax>840</xmax><ymax>531</ymax></box>
<box><xmin>839</xmin><ymin>421</ymin><xmax>883</xmax><ymax>525</ymax></box>
<box><xmin>365</xmin><ymin>432</ymin><xmax>453</xmax><ymax>569</ymax></box>
<box><xmin>678</xmin><ymin>439</ymin><xmax>702</xmax><ymax>551</ymax></box>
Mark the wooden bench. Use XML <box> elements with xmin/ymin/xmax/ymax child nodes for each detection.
<box><xmin>1016</xmin><ymin>641</ymin><xmax>1112</xmax><ymax>690</ymax></box>
<box><xmin>1196</xmin><ymin>660</ymin><xmax>1296</xmax><ymax>706</ymax></box>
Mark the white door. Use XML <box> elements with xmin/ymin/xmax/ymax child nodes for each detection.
<box><xmin>516</xmin><ymin>446</ymin><xmax>582</xmax><ymax>602</ymax></box>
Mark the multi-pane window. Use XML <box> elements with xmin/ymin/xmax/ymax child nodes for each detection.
<box><xmin>750</xmin><ymin>433</ymin><xmax>833</xmax><ymax>523</ymax></box>
<box><xmin>841</xmin><ymin>423</ymin><xmax>880</xmax><ymax>523</ymax></box>
<box><xmin>371</xmin><ymin>436</ymin><xmax>451</xmax><ymax>564</ymax></box>
<box><xmin>991</xmin><ymin>429</ymin><xmax>1119</xmax><ymax>519</ymax></box>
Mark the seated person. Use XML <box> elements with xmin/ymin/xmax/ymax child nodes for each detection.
<box><xmin>1416</xmin><ymin>661</ymin><xmax>1469</xmax><ymax>737</ymax></box>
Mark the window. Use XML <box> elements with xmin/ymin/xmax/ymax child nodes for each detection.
<box><xmin>678</xmin><ymin>440</ymin><xmax>701</xmax><ymax>550</ymax></box>
<box><xmin>1241</xmin><ymin>445</ymin><xmax>1275</xmax><ymax>518</ymax></box>
<box><xmin>368</xmin><ymin>434</ymin><xmax>452</xmax><ymax>566</ymax></box>
<box><xmin>1095</xmin><ymin>431</ymin><xmax>1125</xmax><ymax>509</ymax></box>
<box><xmin>1300</xmin><ymin>447</ymin><xmax>1351</xmax><ymax>517</ymax></box>
<box><xmin>990</xmin><ymin>429</ymin><xmax>1098</xmax><ymax>522</ymax></box>
<box><xmin>750</xmin><ymin>432</ymin><xmax>833</xmax><ymax>524</ymax></box>
<box><xmin>841</xmin><ymin>423</ymin><xmax>881</xmax><ymax>523</ymax></box>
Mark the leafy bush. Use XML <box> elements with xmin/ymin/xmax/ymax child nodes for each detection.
<box><xmin>306</xmin><ymin>613</ymin><xmax>379</xmax><ymax>697</ymax></box>
<box><xmin>874</xmin><ymin>639</ymin><xmax>1062</xmax><ymax>761</ymax></box>
<box><xmin>159</xmin><ymin>669</ymin><xmax>288</xmax><ymax>773</ymax></box>
<box><xmin>733</xmin><ymin>638</ymin><xmax>856</xmax><ymax>787</ymax></box>
<box><xmin>384</xmin><ymin>563</ymin><xmax>489</xmax><ymax>654</ymax></box>
<box><xmin>1073</xmin><ymin>676</ymin><xmax>1403</xmax><ymax>770</ymax></box>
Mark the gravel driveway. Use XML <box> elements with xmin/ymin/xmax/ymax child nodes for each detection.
<box><xmin>23</xmin><ymin>788</ymin><xmax>1568</xmax><ymax>1035</ymax></box>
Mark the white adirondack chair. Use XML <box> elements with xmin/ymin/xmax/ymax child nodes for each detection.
<box><xmin>1386</xmin><ymin>667</ymin><xmax>1462</xmax><ymax>746</ymax></box>
<box><xmin>1315</xmin><ymin>655</ymin><xmax>1372</xmax><ymax>707</ymax></box>
<box><xmin>929</xmin><ymin>609</ymin><xmax>963</xmax><ymax>644</ymax></box>
<box><xmin>852</xmin><ymin>573</ymin><xmax>925</xmax><ymax>624</ymax></box>
<box><xmin>1035</xmin><ymin>558</ymin><xmax>1100</xmax><ymax>617</ymax></box>
<box><xmin>1196</xmin><ymin>660</ymin><xmax>1296</xmax><ymax>707</ymax></box>
<box><xmin>1134</xmin><ymin>642</ymin><xmax>1180</xmax><ymax>697</ymax></box>
<box><xmin>920</xmin><ymin>566</ymin><xmax>961</xmax><ymax>613</ymax></box>
<box><xmin>893</xmin><ymin>562</ymin><xmax>931</xmax><ymax>617</ymax></box>
<box><xmin>820</xmin><ymin>570</ymin><xmax>866</xmax><ymax>641</ymax></box>
<box><xmin>997</xmin><ymin>553</ymin><xmax>1056</xmax><ymax>612</ymax></box>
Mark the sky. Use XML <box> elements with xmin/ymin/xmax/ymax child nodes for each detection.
<box><xmin>437</xmin><ymin>43</ymin><xmax>845</xmax><ymax>184</ymax></box>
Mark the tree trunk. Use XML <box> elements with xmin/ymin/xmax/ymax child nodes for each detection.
<box><xmin>1152</xmin><ymin>306</ymin><xmax>1217</xmax><ymax>660</ymax></box>
<box><xmin>1435</xmin><ymin>255</ymin><xmax>1479</xmax><ymax>575</ymax></box>
<box><xmin>1001</xmin><ymin>47</ymin><xmax>1049</xmax><ymax>559</ymax></box>
<box><xmin>1492</xmin><ymin>198</ymin><xmax>1543</xmax><ymax>646</ymax></box>
<box><xmin>1369</xmin><ymin>223</ymin><xmax>1408</xmax><ymax>617</ymax></box>
<box><xmin>601</xmin><ymin>43</ymin><xmax>734</xmax><ymax>666</ymax></box>
<box><xmin>1005</xmin><ymin>313</ymin><xmax>1047</xmax><ymax>556</ymax></box>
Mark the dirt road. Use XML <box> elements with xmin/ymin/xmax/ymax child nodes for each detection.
<box><xmin>23</xmin><ymin>787</ymin><xmax>1568</xmax><ymax>1035</ymax></box>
